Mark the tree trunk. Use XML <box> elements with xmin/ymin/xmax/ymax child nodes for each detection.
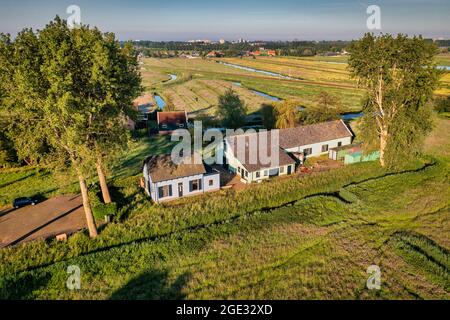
<box><xmin>379</xmin><ymin>128</ymin><xmax>388</xmax><ymax>167</ymax></box>
<box><xmin>78</xmin><ymin>171</ymin><xmax>98</xmax><ymax>238</ymax></box>
<box><xmin>96</xmin><ymin>157</ymin><xmax>112</xmax><ymax>204</ymax></box>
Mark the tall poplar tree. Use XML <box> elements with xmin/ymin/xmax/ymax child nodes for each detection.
<box><xmin>348</xmin><ymin>34</ymin><xmax>440</xmax><ymax>167</ymax></box>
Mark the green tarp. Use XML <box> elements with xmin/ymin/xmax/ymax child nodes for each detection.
<box><xmin>344</xmin><ymin>151</ymin><xmax>380</xmax><ymax>164</ymax></box>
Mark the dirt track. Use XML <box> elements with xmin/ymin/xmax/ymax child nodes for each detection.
<box><xmin>0</xmin><ymin>195</ymin><xmax>86</xmax><ymax>247</ymax></box>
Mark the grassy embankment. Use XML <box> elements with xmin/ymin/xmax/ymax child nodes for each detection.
<box><xmin>0</xmin><ymin>116</ymin><xmax>449</xmax><ymax>299</ymax></box>
<box><xmin>0</xmin><ymin>153</ymin><xmax>448</xmax><ymax>299</ymax></box>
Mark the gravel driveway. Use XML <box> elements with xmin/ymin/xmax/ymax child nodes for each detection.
<box><xmin>0</xmin><ymin>195</ymin><xmax>86</xmax><ymax>247</ymax></box>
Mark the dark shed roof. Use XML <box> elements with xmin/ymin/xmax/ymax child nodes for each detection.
<box><xmin>144</xmin><ymin>154</ymin><xmax>206</xmax><ymax>183</ymax></box>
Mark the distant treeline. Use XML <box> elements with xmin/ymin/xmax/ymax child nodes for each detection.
<box><xmin>130</xmin><ymin>40</ymin><xmax>351</xmax><ymax>57</ymax></box>
<box><xmin>435</xmin><ymin>39</ymin><xmax>450</xmax><ymax>47</ymax></box>
<box><xmin>127</xmin><ymin>39</ymin><xmax>450</xmax><ymax>57</ymax></box>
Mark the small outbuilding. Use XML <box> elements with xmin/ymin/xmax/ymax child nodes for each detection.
<box><xmin>157</xmin><ymin>111</ymin><xmax>188</xmax><ymax>134</ymax></box>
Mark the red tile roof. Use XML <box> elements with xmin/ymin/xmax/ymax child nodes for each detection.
<box><xmin>157</xmin><ymin>111</ymin><xmax>187</xmax><ymax>125</ymax></box>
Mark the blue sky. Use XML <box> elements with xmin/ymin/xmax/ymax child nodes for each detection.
<box><xmin>0</xmin><ymin>0</ymin><xmax>449</xmax><ymax>40</ymax></box>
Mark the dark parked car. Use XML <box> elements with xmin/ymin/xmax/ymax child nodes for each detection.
<box><xmin>13</xmin><ymin>197</ymin><xmax>38</xmax><ymax>209</ymax></box>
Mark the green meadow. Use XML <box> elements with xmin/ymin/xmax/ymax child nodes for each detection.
<box><xmin>1</xmin><ymin>155</ymin><xmax>448</xmax><ymax>299</ymax></box>
<box><xmin>0</xmin><ymin>116</ymin><xmax>449</xmax><ymax>299</ymax></box>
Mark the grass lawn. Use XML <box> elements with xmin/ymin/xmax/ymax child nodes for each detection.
<box><xmin>0</xmin><ymin>114</ymin><xmax>449</xmax><ymax>299</ymax></box>
<box><xmin>0</xmin><ymin>56</ymin><xmax>449</xmax><ymax>299</ymax></box>
<box><xmin>424</xmin><ymin>117</ymin><xmax>450</xmax><ymax>158</ymax></box>
<box><xmin>0</xmin><ymin>167</ymin><xmax>79</xmax><ymax>207</ymax></box>
<box><xmin>0</xmin><ymin>156</ymin><xmax>448</xmax><ymax>299</ymax></box>
<box><xmin>141</xmin><ymin>56</ymin><xmax>449</xmax><ymax>117</ymax></box>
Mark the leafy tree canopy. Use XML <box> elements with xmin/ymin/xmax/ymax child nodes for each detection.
<box><xmin>0</xmin><ymin>17</ymin><xmax>142</xmax><ymax>236</ymax></box>
<box><xmin>275</xmin><ymin>100</ymin><xmax>300</xmax><ymax>129</ymax></box>
<box><xmin>348</xmin><ymin>33</ymin><xmax>440</xmax><ymax>167</ymax></box>
<box><xmin>299</xmin><ymin>91</ymin><xmax>342</xmax><ymax>125</ymax></box>
<box><xmin>260</xmin><ymin>103</ymin><xmax>277</xmax><ymax>130</ymax></box>
<box><xmin>216</xmin><ymin>89</ymin><xmax>247</xmax><ymax>129</ymax></box>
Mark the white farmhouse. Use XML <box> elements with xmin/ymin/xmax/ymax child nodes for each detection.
<box><xmin>224</xmin><ymin>120</ymin><xmax>353</xmax><ymax>183</ymax></box>
<box><xmin>224</xmin><ymin>130</ymin><xmax>297</xmax><ymax>184</ymax></box>
<box><xmin>143</xmin><ymin>154</ymin><xmax>220</xmax><ymax>203</ymax></box>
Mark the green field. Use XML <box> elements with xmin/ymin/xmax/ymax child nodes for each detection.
<box><xmin>436</xmin><ymin>53</ymin><xmax>450</xmax><ymax>67</ymax></box>
<box><xmin>140</xmin><ymin>56</ymin><xmax>449</xmax><ymax>115</ymax></box>
<box><xmin>0</xmin><ymin>116</ymin><xmax>449</xmax><ymax>299</ymax></box>
<box><xmin>220</xmin><ymin>56</ymin><xmax>353</xmax><ymax>84</ymax></box>
<box><xmin>141</xmin><ymin>57</ymin><xmax>366</xmax><ymax>113</ymax></box>
<box><xmin>1</xmin><ymin>156</ymin><xmax>448</xmax><ymax>299</ymax></box>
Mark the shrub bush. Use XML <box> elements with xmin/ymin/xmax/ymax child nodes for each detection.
<box><xmin>88</xmin><ymin>184</ymin><xmax>118</xmax><ymax>220</ymax></box>
<box><xmin>93</xmin><ymin>202</ymin><xmax>118</xmax><ymax>220</ymax></box>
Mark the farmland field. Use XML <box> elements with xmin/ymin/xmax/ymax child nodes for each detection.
<box><xmin>436</xmin><ymin>53</ymin><xmax>450</xmax><ymax>67</ymax></box>
<box><xmin>140</xmin><ymin>56</ymin><xmax>449</xmax><ymax>115</ymax></box>
<box><xmin>0</xmin><ymin>135</ymin><xmax>174</xmax><ymax>207</ymax></box>
<box><xmin>219</xmin><ymin>56</ymin><xmax>353</xmax><ymax>85</ymax></box>
<box><xmin>141</xmin><ymin>57</ymin><xmax>366</xmax><ymax>113</ymax></box>
<box><xmin>436</xmin><ymin>72</ymin><xmax>450</xmax><ymax>96</ymax></box>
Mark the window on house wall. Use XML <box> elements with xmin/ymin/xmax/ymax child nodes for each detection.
<box><xmin>158</xmin><ymin>185</ymin><xmax>172</xmax><ymax>198</ymax></box>
<box><xmin>322</xmin><ymin>144</ymin><xmax>329</xmax><ymax>152</ymax></box>
<box><xmin>189</xmin><ymin>179</ymin><xmax>202</xmax><ymax>192</ymax></box>
<box><xmin>280</xmin><ymin>166</ymin><xmax>285</xmax><ymax>174</ymax></box>
<box><xmin>303</xmin><ymin>148</ymin><xmax>312</xmax><ymax>156</ymax></box>
<box><xmin>338</xmin><ymin>142</ymin><xmax>342</xmax><ymax>147</ymax></box>
<box><xmin>256</xmin><ymin>171</ymin><xmax>260</xmax><ymax>178</ymax></box>
<box><xmin>245</xmin><ymin>171</ymin><xmax>248</xmax><ymax>178</ymax></box>
<box><xmin>209</xmin><ymin>179</ymin><xmax>213</xmax><ymax>186</ymax></box>
<box><xmin>264</xmin><ymin>170</ymin><xmax>268</xmax><ymax>176</ymax></box>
